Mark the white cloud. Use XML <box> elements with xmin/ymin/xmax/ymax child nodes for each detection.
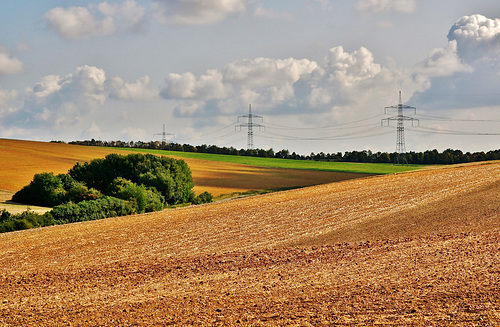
<box><xmin>45</xmin><ymin>0</ymin><xmax>146</xmax><ymax>39</ymax></box>
<box><xmin>357</xmin><ymin>0</ymin><xmax>415</xmax><ymax>13</ymax></box>
<box><xmin>98</xmin><ymin>0</ymin><xmax>146</xmax><ymax>32</ymax></box>
<box><xmin>448</xmin><ymin>14</ymin><xmax>500</xmax><ymax>62</ymax></box>
<box><xmin>321</xmin><ymin>46</ymin><xmax>382</xmax><ymax>86</ymax></box>
<box><xmin>412</xmin><ymin>15</ymin><xmax>500</xmax><ymax>110</ymax></box>
<box><xmin>0</xmin><ymin>51</ymin><xmax>23</xmax><ymax>75</ymax></box>
<box><xmin>413</xmin><ymin>40</ymin><xmax>472</xmax><ymax>79</ymax></box>
<box><xmin>151</xmin><ymin>0</ymin><xmax>247</xmax><ymax>26</ymax></box>
<box><xmin>8</xmin><ymin>66</ymin><xmax>107</xmax><ymax>130</ymax></box>
<box><xmin>108</xmin><ymin>76</ymin><xmax>158</xmax><ymax>101</ymax></box>
<box><xmin>161</xmin><ymin>70</ymin><xmax>227</xmax><ymax>100</ymax></box>
<box><xmin>160</xmin><ymin>46</ymin><xmax>412</xmax><ymax>118</ymax></box>
<box><xmin>161</xmin><ymin>57</ymin><xmax>319</xmax><ymax>115</ymax></box>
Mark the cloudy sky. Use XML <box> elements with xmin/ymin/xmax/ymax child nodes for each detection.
<box><xmin>1</xmin><ymin>0</ymin><xmax>500</xmax><ymax>155</ymax></box>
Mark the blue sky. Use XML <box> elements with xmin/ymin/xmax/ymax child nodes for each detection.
<box><xmin>1</xmin><ymin>0</ymin><xmax>500</xmax><ymax>154</ymax></box>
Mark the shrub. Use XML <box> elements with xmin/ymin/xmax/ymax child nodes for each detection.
<box><xmin>70</xmin><ymin>153</ymin><xmax>195</xmax><ymax>205</ymax></box>
<box><xmin>12</xmin><ymin>172</ymin><xmax>66</xmax><ymax>207</ymax></box>
<box><xmin>51</xmin><ymin>196</ymin><xmax>134</xmax><ymax>224</ymax></box>
<box><xmin>192</xmin><ymin>191</ymin><xmax>213</xmax><ymax>205</ymax></box>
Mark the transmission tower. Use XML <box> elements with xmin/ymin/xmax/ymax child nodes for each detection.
<box><xmin>236</xmin><ymin>104</ymin><xmax>265</xmax><ymax>150</ymax></box>
<box><xmin>381</xmin><ymin>91</ymin><xmax>419</xmax><ymax>164</ymax></box>
<box><xmin>153</xmin><ymin>124</ymin><xmax>175</xmax><ymax>148</ymax></box>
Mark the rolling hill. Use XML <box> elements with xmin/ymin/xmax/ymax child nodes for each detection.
<box><xmin>0</xmin><ymin>138</ymin><xmax>382</xmax><ymax>198</ymax></box>
<box><xmin>0</xmin><ymin>160</ymin><xmax>499</xmax><ymax>325</ymax></box>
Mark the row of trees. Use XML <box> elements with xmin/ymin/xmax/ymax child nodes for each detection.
<box><xmin>66</xmin><ymin>139</ymin><xmax>500</xmax><ymax>165</ymax></box>
<box><xmin>3</xmin><ymin>153</ymin><xmax>212</xmax><ymax>233</ymax></box>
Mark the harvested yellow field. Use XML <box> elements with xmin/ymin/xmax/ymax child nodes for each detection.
<box><xmin>0</xmin><ymin>139</ymin><xmax>366</xmax><ymax>197</ymax></box>
<box><xmin>0</xmin><ymin>161</ymin><xmax>499</xmax><ymax>325</ymax></box>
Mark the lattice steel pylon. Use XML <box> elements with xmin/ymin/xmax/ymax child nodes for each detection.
<box><xmin>381</xmin><ymin>91</ymin><xmax>419</xmax><ymax>164</ymax></box>
<box><xmin>153</xmin><ymin>124</ymin><xmax>175</xmax><ymax>149</ymax></box>
<box><xmin>236</xmin><ymin>104</ymin><xmax>265</xmax><ymax>150</ymax></box>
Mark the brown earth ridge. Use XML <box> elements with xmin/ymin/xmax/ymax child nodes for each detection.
<box><xmin>0</xmin><ymin>158</ymin><xmax>499</xmax><ymax>325</ymax></box>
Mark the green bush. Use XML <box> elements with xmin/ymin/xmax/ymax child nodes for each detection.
<box><xmin>0</xmin><ymin>211</ymin><xmax>55</xmax><ymax>233</ymax></box>
<box><xmin>51</xmin><ymin>196</ymin><xmax>134</xmax><ymax>224</ymax></box>
<box><xmin>5</xmin><ymin>153</ymin><xmax>212</xmax><ymax>232</ymax></box>
<box><xmin>12</xmin><ymin>172</ymin><xmax>66</xmax><ymax>207</ymax></box>
<box><xmin>192</xmin><ymin>191</ymin><xmax>213</xmax><ymax>205</ymax></box>
<box><xmin>70</xmin><ymin>153</ymin><xmax>195</xmax><ymax>205</ymax></box>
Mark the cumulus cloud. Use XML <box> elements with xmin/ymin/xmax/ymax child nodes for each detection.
<box><xmin>13</xmin><ymin>65</ymin><xmax>107</xmax><ymax>129</ymax></box>
<box><xmin>357</xmin><ymin>0</ymin><xmax>415</xmax><ymax>13</ymax></box>
<box><xmin>45</xmin><ymin>0</ymin><xmax>146</xmax><ymax>39</ymax></box>
<box><xmin>1</xmin><ymin>65</ymin><xmax>160</xmax><ymax>136</ymax></box>
<box><xmin>448</xmin><ymin>14</ymin><xmax>500</xmax><ymax>62</ymax></box>
<box><xmin>412</xmin><ymin>14</ymin><xmax>500</xmax><ymax>110</ymax></box>
<box><xmin>107</xmin><ymin>76</ymin><xmax>158</xmax><ymax>101</ymax></box>
<box><xmin>161</xmin><ymin>57</ymin><xmax>321</xmax><ymax>116</ymax></box>
<box><xmin>151</xmin><ymin>0</ymin><xmax>247</xmax><ymax>26</ymax></box>
<box><xmin>160</xmin><ymin>46</ymin><xmax>409</xmax><ymax>118</ymax></box>
<box><xmin>413</xmin><ymin>40</ymin><xmax>471</xmax><ymax>79</ymax></box>
<box><xmin>0</xmin><ymin>51</ymin><xmax>23</xmax><ymax>75</ymax></box>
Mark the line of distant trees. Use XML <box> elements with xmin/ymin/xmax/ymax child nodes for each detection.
<box><xmin>65</xmin><ymin>139</ymin><xmax>500</xmax><ymax>165</ymax></box>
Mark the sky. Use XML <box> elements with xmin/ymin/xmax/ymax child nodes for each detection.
<box><xmin>1</xmin><ymin>0</ymin><xmax>500</xmax><ymax>155</ymax></box>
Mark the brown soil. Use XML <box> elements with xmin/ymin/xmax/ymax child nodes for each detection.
<box><xmin>0</xmin><ymin>161</ymin><xmax>499</xmax><ymax>325</ymax></box>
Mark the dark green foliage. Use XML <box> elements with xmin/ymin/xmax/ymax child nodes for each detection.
<box><xmin>5</xmin><ymin>153</ymin><xmax>211</xmax><ymax>233</ymax></box>
<box><xmin>12</xmin><ymin>172</ymin><xmax>66</xmax><ymax>207</ymax></box>
<box><xmin>70</xmin><ymin>153</ymin><xmax>195</xmax><ymax>205</ymax></box>
<box><xmin>0</xmin><ymin>210</ymin><xmax>55</xmax><ymax>233</ymax></box>
<box><xmin>0</xmin><ymin>209</ymin><xmax>11</xmax><ymax>222</ymax></box>
<box><xmin>107</xmin><ymin>177</ymin><xmax>164</xmax><ymax>213</ymax></box>
<box><xmin>12</xmin><ymin>173</ymin><xmax>102</xmax><ymax>207</ymax></box>
<box><xmin>192</xmin><ymin>191</ymin><xmax>213</xmax><ymax>205</ymax></box>
<box><xmin>51</xmin><ymin>196</ymin><xmax>134</xmax><ymax>224</ymax></box>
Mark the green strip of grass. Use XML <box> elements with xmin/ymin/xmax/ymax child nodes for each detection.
<box><xmin>116</xmin><ymin>148</ymin><xmax>424</xmax><ymax>175</ymax></box>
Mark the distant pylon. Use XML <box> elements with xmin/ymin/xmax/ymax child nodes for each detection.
<box><xmin>381</xmin><ymin>91</ymin><xmax>419</xmax><ymax>164</ymax></box>
<box><xmin>153</xmin><ymin>124</ymin><xmax>175</xmax><ymax>148</ymax></box>
<box><xmin>236</xmin><ymin>104</ymin><xmax>265</xmax><ymax>150</ymax></box>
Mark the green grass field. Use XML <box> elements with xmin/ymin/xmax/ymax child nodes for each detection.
<box><xmin>117</xmin><ymin>148</ymin><xmax>424</xmax><ymax>175</ymax></box>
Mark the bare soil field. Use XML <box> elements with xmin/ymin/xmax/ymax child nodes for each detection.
<box><xmin>0</xmin><ymin>161</ymin><xmax>499</xmax><ymax>326</ymax></box>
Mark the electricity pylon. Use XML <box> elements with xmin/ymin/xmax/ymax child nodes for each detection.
<box><xmin>154</xmin><ymin>124</ymin><xmax>175</xmax><ymax>148</ymax></box>
<box><xmin>236</xmin><ymin>104</ymin><xmax>265</xmax><ymax>150</ymax></box>
<box><xmin>381</xmin><ymin>91</ymin><xmax>419</xmax><ymax>164</ymax></box>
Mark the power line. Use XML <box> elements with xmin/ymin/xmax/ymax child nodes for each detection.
<box><xmin>265</xmin><ymin>113</ymin><xmax>385</xmax><ymax>130</ymax></box>
<box><xmin>236</xmin><ymin>104</ymin><xmax>265</xmax><ymax>150</ymax></box>
<box><xmin>153</xmin><ymin>124</ymin><xmax>175</xmax><ymax>148</ymax></box>
<box><xmin>408</xmin><ymin>126</ymin><xmax>500</xmax><ymax>136</ymax></box>
<box><xmin>381</xmin><ymin>91</ymin><xmax>419</xmax><ymax>164</ymax></box>
<box><xmin>416</xmin><ymin>114</ymin><xmax>500</xmax><ymax>122</ymax></box>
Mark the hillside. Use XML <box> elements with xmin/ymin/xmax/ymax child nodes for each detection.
<box><xmin>0</xmin><ymin>139</ymin><xmax>376</xmax><ymax>199</ymax></box>
<box><xmin>0</xmin><ymin>161</ymin><xmax>499</xmax><ymax>325</ymax></box>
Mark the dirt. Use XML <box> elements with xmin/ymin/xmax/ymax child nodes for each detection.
<box><xmin>0</xmin><ymin>161</ymin><xmax>499</xmax><ymax>326</ymax></box>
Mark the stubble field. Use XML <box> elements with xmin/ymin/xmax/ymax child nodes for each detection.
<box><xmin>0</xmin><ymin>160</ymin><xmax>499</xmax><ymax>325</ymax></box>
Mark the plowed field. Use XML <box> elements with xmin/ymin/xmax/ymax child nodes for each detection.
<box><xmin>0</xmin><ymin>161</ymin><xmax>499</xmax><ymax>325</ymax></box>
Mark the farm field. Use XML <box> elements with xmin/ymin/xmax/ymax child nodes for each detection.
<box><xmin>0</xmin><ymin>161</ymin><xmax>499</xmax><ymax>325</ymax></box>
<box><xmin>121</xmin><ymin>147</ymin><xmax>423</xmax><ymax>174</ymax></box>
<box><xmin>0</xmin><ymin>139</ymin><xmax>403</xmax><ymax>195</ymax></box>
<box><xmin>0</xmin><ymin>138</ymin><xmax>415</xmax><ymax>212</ymax></box>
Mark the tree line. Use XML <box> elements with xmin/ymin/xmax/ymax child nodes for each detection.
<box><xmin>1</xmin><ymin>153</ymin><xmax>212</xmax><ymax>233</ymax></box>
<box><xmin>66</xmin><ymin>139</ymin><xmax>500</xmax><ymax>165</ymax></box>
